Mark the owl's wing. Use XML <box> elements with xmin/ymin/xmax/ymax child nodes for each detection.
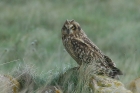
<box><xmin>82</xmin><ymin>37</ymin><xmax>116</xmax><ymax>67</ymax></box>
<box><xmin>71</xmin><ymin>38</ymin><xmax>105</xmax><ymax>63</ymax></box>
<box><xmin>82</xmin><ymin>37</ymin><xmax>104</xmax><ymax>56</ymax></box>
<box><xmin>82</xmin><ymin>38</ymin><xmax>123</xmax><ymax>76</ymax></box>
<box><xmin>103</xmin><ymin>55</ymin><xmax>116</xmax><ymax>67</ymax></box>
<box><xmin>103</xmin><ymin>55</ymin><xmax>123</xmax><ymax>76</ymax></box>
<box><xmin>71</xmin><ymin>38</ymin><xmax>101</xmax><ymax>56</ymax></box>
<box><xmin>72</xmin><ymin>38</ymin><xmax>123</xmax><ymax>76</ymax></box>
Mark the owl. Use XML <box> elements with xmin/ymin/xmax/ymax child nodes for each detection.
<box><xmin>61</xmin><ymin>19</ymin><xmax>123</xmax><ymax>79</ymax></box>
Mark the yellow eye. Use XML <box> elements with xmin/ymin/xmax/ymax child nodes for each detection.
<box><xmin>62</xmin><ymin>25</ymin><xmax>67</xmax><ymax>30</ymax></box>
<box><xmin>71</xmin><ymin>25</ymin><xmax>76</xmax><ymax>30</ymax></box>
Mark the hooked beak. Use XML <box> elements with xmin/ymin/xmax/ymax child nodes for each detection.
<box><xmin>67</xmin><ymin>29</ymin><xmax>70</xmax><ymax>34</ymax></box>
<box><xmin>67</xmin><ymin>29</ymin><xmax>72</xmax><ymax>34</ymax></box>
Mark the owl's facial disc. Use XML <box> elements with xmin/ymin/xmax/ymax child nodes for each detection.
<box><xmin>62</xmin><ymin>20</ymin><xmax>81</xmax><ymax>35</ymax></box>
<box><xmin>63</xmin><ymin>24</ymin><xmax>75</xmax><ymax>35</ymax></box>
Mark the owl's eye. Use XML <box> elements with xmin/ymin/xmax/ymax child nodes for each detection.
<box><xmin>71</xmin><ymin>25</ymin><xmax>76</xmax><ymax>30</ymax></box>
<box><xmin>62</xmin><ymin>25</ymin><xmax>67</xmax><ymax>30</ymax></box>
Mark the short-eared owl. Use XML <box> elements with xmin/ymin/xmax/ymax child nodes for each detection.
<box><xmin>61</xmin><ymin>20</ymin><xmax>123</xmax><ymax>79</ymax></box>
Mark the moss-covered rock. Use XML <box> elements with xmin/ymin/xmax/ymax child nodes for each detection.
<box><xmin>129</xmin><ymin>77</ymin><xmax>140</xmax><ymax>93</ymax></box>
<box><xmin>13</xmin><ymin>65</ymin><xmax>46</xmax><ymax>93</ymax></box>
<box><xmin>0</xmin><ymin>74</ymin><xmax>20</xmax><ymax>93</ymax></box>
<box><xmin>90</xmin><ymin>75</ymin><xmax>132</xmax><ymax>93</ymax></box>
<box><xmin>49</xmin><ymin>67</ymin><xmax>132</xmax><ymax>93</ymax></box>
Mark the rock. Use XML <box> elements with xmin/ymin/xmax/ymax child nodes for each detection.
<box><xmin>49</xmin><ymin>66</ymin><xmax>132</xmax><ymax>93</ymax></box>
<box><xmin>89</xmin><ymin>75</ymin><xmax>132</xmax><ymax>93</ymax></box>
<box><xmin>13</xmin><ymin>65</ymin><xmax>46</xmax><ymax>93</ymax></box>
<box><xmin>49</xmin><ymin>67</ymin><xmax>88</xmax><ymax>93</ymax></box>
<box><xmin>54</xmin><ymin>67</ymin><xmax>90</xmax><ymax>93</ymax></box>
<box><xmin>129</xmin><ymin>77</ymin><xmax>140</xmax><ymax>93</ymax></box>
<box><xmin>0</xmin><ymin>74</ymin><xmax>20</xmax><ymax>93</ymax></box>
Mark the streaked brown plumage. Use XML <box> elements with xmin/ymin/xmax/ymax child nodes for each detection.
<box><xmin>61</xmin><ymin>19</ymin><xmax>123</xmax><ymax>79</ymax></box>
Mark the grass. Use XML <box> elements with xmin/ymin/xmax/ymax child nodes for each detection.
<box><xmin>0</xmin><ymin>0</ymin><xmax>140</xmax><ymax>92</ymax></box>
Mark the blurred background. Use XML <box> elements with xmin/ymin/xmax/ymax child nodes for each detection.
<box><xmin>0</xmin><ymin>0</ymin><xmax>140</xmax><ymax>88</ymax></box>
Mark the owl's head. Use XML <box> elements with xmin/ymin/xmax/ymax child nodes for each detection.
<box><xmin>61</xmin><ymin>20</ymin><xmax>82</xmax><ymax>35</ymax></box>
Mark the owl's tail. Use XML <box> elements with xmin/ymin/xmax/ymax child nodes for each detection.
<box><xmin>110</xmin><ymin>67</ymin><xmax>123</xmax><ymax>79</ymax></box>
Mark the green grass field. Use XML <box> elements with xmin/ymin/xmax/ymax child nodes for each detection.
<box><xmin>0</xmin><ymin>0</ymin><xmax>140</xmax><ymax>92</ymax></box>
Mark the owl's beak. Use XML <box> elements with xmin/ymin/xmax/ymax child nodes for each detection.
<box><xmin>67</xmin><ymin>29</ymin><xmax>70</xmax><ymax>34</ymax></box>
<box><xmin>67</xmin><ymin>29</ymin><xmax>72</xmax><ymax>34</ymax></box>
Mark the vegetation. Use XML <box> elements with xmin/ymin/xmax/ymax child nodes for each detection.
<box><xmin>0</xmin><ymin>0</ymin><xmax>140</xmax><ymax>92</ymax></box>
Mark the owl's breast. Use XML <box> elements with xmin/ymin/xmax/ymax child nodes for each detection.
<box><xmin>62</xmin><ymin>35</ymin><xmax>96</xmax><ymax>65</ymax></box>
<box><xmin>62</xmin><ymin>35</ymin><xmax>82</xmax><ymax>65</ymax></box>
<box><xmin>62</xmin><ymin>35</ymin><xmax>73</xmax><ymax>49</ymax></box>
<box><xmin>71</xmin><ymin>40</ymin><xmax>94</xmax><ymax>64</ymax></box>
